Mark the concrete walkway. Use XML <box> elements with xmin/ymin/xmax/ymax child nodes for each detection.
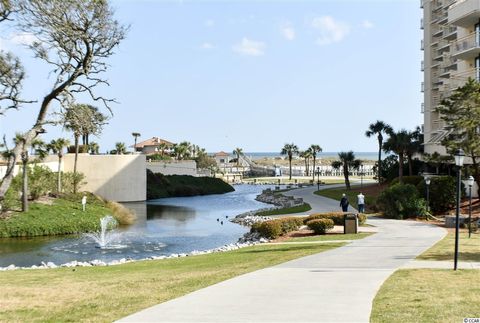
<box><xmin>282</xmin><ymin>183</ymin><xmax>367</xmax><ymax>214</ymax></box>
<box><xmin>118</xmin><ymin>217</ymin><xmax>446</xmax><ymax>323</ymax></box>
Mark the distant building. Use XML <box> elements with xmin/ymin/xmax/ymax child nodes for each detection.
<box><xmin>133</xmin><ymin>137</ymin><xmax>175</xmax><ymax>155</ymax></box>
<box><xmin>214</xmin><ymin>151</ymin><xmax>231</xmax><ymax>165</ymax></box>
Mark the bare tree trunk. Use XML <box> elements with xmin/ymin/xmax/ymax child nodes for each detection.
<box><xmin>398</xmin><ymin>154</ymin><xmax>404</xmax><ymax>184</ymax></box>
<box><xmin>472</xmin><ymin>156</ymin><xmax>480</xmax><ymax>197</ymax></box>
<box><xmin>21</xmin><ymin>156</ymin><xmax>28</xmax><ymax>212</ymax></box>
<box><xmin>57</xmin><ymin>155</ymin><xmax>62</xmax><ymax>194</ymax></box>
<box><xmin>289</xmin><ymin>155</ymin><xmax>292</xmax><ymax>180</ymax></box>
<box><xmin>343</xmin><ymin>163</ymin><xmax>351</xmax><ymax>190</ymax></box>
<box><xmin>312</xmin><ymin>156</ymin><xmax>316</xmax><ymax>181</ymax></box>
<box><xmin>407</xmin><ymin>154</ymin><xmax>413</xmax><ymax>176</ymax></box>
<box><xmin>73</xmin><ymin>134</ymin><xmax>79</xmax><ymax>194</ymax></box>
<box><xmin>377</xmin><ymin>137</ymin><xmax>382</xmax><ymax>184</ymax></box>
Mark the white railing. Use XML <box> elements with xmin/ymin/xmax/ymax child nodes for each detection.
<box><xmin>452</xmin><ymin>32</ymin><xmax>480</xmax><ymax>55</ymax></box>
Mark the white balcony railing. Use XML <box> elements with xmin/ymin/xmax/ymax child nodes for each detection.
<box><xmin>452</xmin><ymin>32</ymin><xmax>480</xmax><ymax>57</ymax></box>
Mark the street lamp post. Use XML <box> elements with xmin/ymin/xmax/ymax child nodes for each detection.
<box><xmin>316</xmin><ymin>166</ymin><xmax>320</xmax><ymax>191</ymax></box>
<box><xmin>454</xmin><ymin>149</ymin><xmax>465</xmax><ymax>271</ymax></box>
<box><xmin>467</xmin><ymin>175</ymin><xmax>474</xmax><ymax>238</ymax></box>
<box><xmin>424</xmin><ymin>175</ymin><xmax>431</xmax><ymax>221</ymax></box>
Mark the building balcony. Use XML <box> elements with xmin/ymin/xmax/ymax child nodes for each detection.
<box><xmin>448</xmin><ymin>0</ymin><xmax>480</xmax><ymax>27</ymax></box>
<box><xmin>451</xmin><ymin>32</ymin><xmax>480</xmax><ymax>59</ymax></box>
<box><xmin>451</xmin><ymin>67</ymin><xmax>480</xmax><ymax>82</ymax></box>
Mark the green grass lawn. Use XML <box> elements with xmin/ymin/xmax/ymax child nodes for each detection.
<box><xmin>418</xmin><ymin>231</ymin><xmax>480</xmax><ymax>262</ymax></box>
<box><xmin>0</xmin><ymin>193</ymin><xmax>116</xmax><ymax>237</ymax></box>
<box><xmin>284</xmin><ymin>232</ymin><xmax>373</xmax><ymax>242</ymax></box>
<box><xmin>255</xmin><ymin>203</ymin><xmax>312</xmax><ymax>216</ymax></box>
<box><xmin>314</xmin><ymin>186</ymin><xmax>376</xmax><ymax>209</ymax></box>
<box><xmin>0</xmin><ymin>242</ymin><xmax>346</xmax><ymax>322</ymax></box>
<box><xmin>371</xmin><ymin>269</ymin><xmax>480</xmax><ymax>322</ymax></box>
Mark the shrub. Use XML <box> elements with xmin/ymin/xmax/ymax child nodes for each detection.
<box><xmin>251</xmin><ymin>220</ymin><xmax>282</xmax><ymax>239</ymax></box>
<box><xmin>357</xmin><ymin>213</ymin><xmax>367</xmax><ymax>225</ymax></box>
<box><xmin>251</xmin><ymin>217</ymin><xmax>305</xmax><ymax>239</ymax></box>
<box><xmin>390</xmin><ymin>175</ymin><xmax>424</xmax><ymax>187</ymax></box>
<box><xmin>106</xmin><ymin>201</ymin><xmax>137</xmax><ymax>225</ymax></box>
<box><xmin>376</xmin><ymin>184</ymin><xmax>427</xmax><ymax>219</ymax></box>
<box><xmin>67</xmin><ymin>145</ymin><xmax>89</xmax><ymax>153</ymax></box>
<box><xmin>61</xmin><ymin>172</ymin><xmax>86</xmax><ymax>194</ymax></box>
<box><xmin>416</xmin><ymin>176</ymin><xmax>461</xmax><ymax>214</ymax></box>
<box><xmin>304</xmin><ymin>212</ymin><xmax>345</xmax><ymax>225</ymax></box>
<box><xmin>307</xmin><ymin>219</ymin><xmax>334</xmax><ymax>235</ymax></box>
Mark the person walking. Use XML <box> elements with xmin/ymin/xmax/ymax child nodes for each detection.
<box><xmin>357</xmin><ymin>192</ymin><xmax>365</xmax><ymax>213</ymax></box>
<box><xmin>340</xmin><ymin>193</ymin><xmax>349</xmax><ymax>212</ymax></box>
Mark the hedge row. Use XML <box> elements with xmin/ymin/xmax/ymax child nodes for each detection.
<box><xmin>251</xmin><ymin>217</ymin><xmax>304</xmax><ymax>239</ymax></box>
<box><xmin>304</xmin><ymin>212</ymin><xmax>366</xmax><ymax>226</ymax></box>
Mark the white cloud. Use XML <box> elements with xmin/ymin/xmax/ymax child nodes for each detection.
<box><xmin>280</xmin><ymin>23</ymin><xmax>295</xmax><ymax>41</ymax></box>
<box><xmin>10</xmin><ymin>32</ymin><xmax>37</xmax><ymax>46</ymax></box>
<box><xmin>204</xmin><ymin>19</ymin><xmax>215</xmax><ymax>27</ymax></box>
<box><xmin>200</xmin><ymin>42</ymin><xmax>214</xmax><ymax>50</ymax></box>
<box><xmin>311</xmin><ymin>16</ymin><xmax>350</xmax><ymax>45</ymax></box>
<box><xmin>361</xmin><ymin>20</ymin><xmax>374</xmax><ymax>29</ymax></box>
<box><xmin>232</xmin><ymin>37</ymin><xmax>265</xmax><ymax>56</ymax></box>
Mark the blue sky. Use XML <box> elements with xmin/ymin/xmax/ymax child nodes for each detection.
<box><xmin>0</xmin><ymin>0</ymin><xmax>423</xmax><ymax>153</ymax></box>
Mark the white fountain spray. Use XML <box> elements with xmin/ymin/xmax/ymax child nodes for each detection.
<box><xmin>86</xmin><ymin>216</ymin><xmax>124</xmax><ymax>249</ymax></box>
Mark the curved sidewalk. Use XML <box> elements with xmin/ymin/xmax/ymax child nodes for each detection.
<box><xmin>283</xmin><ymin>183</ymin><xmax>360</xmax><ymax>214</ymax></box>
<box><xmin>118</xmin><ymin>217</ymin><xmax>446</xmax><ymax>323</ymax></box>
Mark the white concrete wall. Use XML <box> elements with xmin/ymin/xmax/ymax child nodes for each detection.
<box><xmin>146</xmin><ymin>160</ymin><xmax>197</xmax><ymax>176</ymax></box>
<box><xmin>63</xmin><ymin>154</ymin><xmax>146</xmax><ymax>202</ymax></box>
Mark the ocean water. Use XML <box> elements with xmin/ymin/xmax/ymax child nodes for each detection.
<box><xmin>244</xmin><ymin>152</ymin><xmax>380</xmax><ymax>161</ymax></box>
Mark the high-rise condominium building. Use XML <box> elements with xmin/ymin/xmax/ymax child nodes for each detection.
<box><xmin>422</xmin><ymin>0</ymin><xmax>480</xmax><ymax>155</ymax></box>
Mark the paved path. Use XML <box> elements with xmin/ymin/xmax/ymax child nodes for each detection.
<box><xmin>282</xmin><ymin>182</ymin><xmax>373</xmax><ymax>214</ymax></box>
<box><xmin>118</xmin><ymin>217</ymin><xmax>446</xmax><ymax>323</ymax></box>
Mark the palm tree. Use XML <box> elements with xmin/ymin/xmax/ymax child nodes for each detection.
<box><xmin>233</xmin><ymin>147</ymin><xmax>243</xmax><ymax>166</ymax></box>
<box><xmin>281</xmin><ymin>143</ymin><xmax>299</xmax><ymax>180</ymax></box>
<box><xmin>46</xmin><ymin>138</ymin><xmax>70</xmax><ymax>194</ymax></box>
<box><xmin>365</xmin><ymin>120</ymin><xmax>393</xmax><ymax>183</ymax></box>
<box><xmin>331</xmin><ymin>151</ymin><xmax>361</xmax><ymax>190</ymax></box>
<box><xmin>309</xmin><ymin>144</ymin><xmax>322</xmax><ymax>181</ymax></box>
<box><xmin>158</xmin><ymin>142</ymin><xmax>168</xmax><ymax>157</ymax></box>
<box><xmin>132</xmin><ymin>132</ymin><xmax>141</xmax><ymax>153</ymax></box>
<box><xmin>299</xmin><ymin>150</ymin><xmax>311</xmax><ymax>177</ymax></box>
<box><xmin>88</xmin><ymin>141</ymin><xmax>99</xmax><ymax>155</ymax></box>
<box><xmin>115</xmin><ymin>142</ymin><xmax>127</xmax><ymax>155</ymax></box>
<box><xmin>405</xmin><ymin>127</ymin><xmax>423</xmax><ymax>176</ymax></box>
<box><xmin>383</xmin><ymin>129</ymin><xmax>411</xmax><ymax>184</ymax></box>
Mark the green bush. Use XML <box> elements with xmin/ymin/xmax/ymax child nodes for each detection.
<box><xmin>390</xmin><ymin>175</ymin><xmax>424</xmax><ymax>187</ymax></box>
<box><xmin>376</xmin><ymin>184</ymin><xmax>427</xmax><ymax>219</ymax></box>
<box><xmin>357</xmin><ymin>213</ymin><xmax>367</xmax><ymax>225</ymax></box>
<box><xmin>251</xmin><ymin>220</ymin><xmax>282</xmax><ymax>239</ymax></box>
<box><xmin>416</xmin><ymin>176</ymin><xmax>460</xmax><ymax>214</ymax></box>
<box><xmin>304</xmin><ymin>212</ymin><xmax>345</xmax><ymax>225</ymax></box>
<box><xmin>307</xmin><ymin>219</ymin><xmax>334</xmax><ymax>235</ymax></box>
<box><xmin>251</xmin><ymin>217</ymin><xmax>305</xmax><ymax>239</ymax></box>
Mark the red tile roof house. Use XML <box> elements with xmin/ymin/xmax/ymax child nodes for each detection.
<box><xmin>132</xmin><ymin>137</ymin><xmax>175</xmax><ymax>155</ymax></box>
<box><xmin>214</xmin><ymin>151</ymin><xmax>231</xmax><ymax>165</ymax></box>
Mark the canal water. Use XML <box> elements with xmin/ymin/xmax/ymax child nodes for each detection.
<box><xmin>0</xmin><ymin>185</ymin><xmax>271</xmax><ymax>267</ymax></box>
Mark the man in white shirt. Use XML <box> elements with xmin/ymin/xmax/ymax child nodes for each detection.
<box><xmin>357</xmin><ymin>193</ymin><xmax>365</xmax><ymax>213</ymax></box>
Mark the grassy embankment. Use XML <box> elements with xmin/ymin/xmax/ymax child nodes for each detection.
<box><xmin>372</xmin><ymin>231</ymin><xmax>480</xmax><ymax>322</ymax></box>
<box><xmin>314</xmin><ymin>184</ymin><xmax>381</xmax><ymax>210</ymax></box>
<box><xmin>283</xmin><ymin>232</ymin><xmax>373</xmax><ymax>242</ymax></box>
<box><xmin>147</xmin><ymin>170</ymin><xmax>234</xmax><ymax>199</ymax></box>
<box><xmin>0</xmin><ymin>193</ymin><xmax>134</xmax><ymax>238</ymax></box>
<box><xmin>255</xmin><ymin>203</ymin><xmax>312</xmax><ymax>216</ymax></box>
<box><xmin>0</xmin><ymin>241</ymin><xmax>348</xmax><ymax>322</ymax></box>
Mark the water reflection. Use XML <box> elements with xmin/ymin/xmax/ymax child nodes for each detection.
<box><xmin>0</xmin><ymin>185</ymin><xmax>271</xmax><ymax>267</ymax></box>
